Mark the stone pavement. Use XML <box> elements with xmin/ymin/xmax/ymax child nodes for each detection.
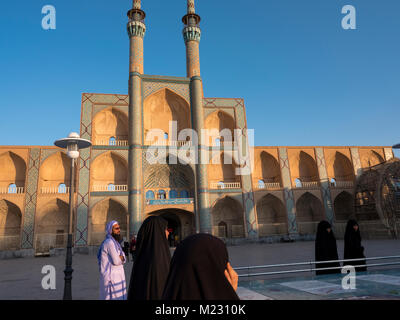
<box><xmin>0</xmin><ymin>239</ymin><xmax>399</xmax><ymax>300</ymax></box>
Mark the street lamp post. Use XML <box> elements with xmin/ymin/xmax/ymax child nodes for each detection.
<box><xmin>54</xmin><ymin>132</ymin><xmax>91</xmax><ymax>300</ymax></box>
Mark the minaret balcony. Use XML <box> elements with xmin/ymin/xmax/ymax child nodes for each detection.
<box><xmin>183</xmin><ymin>26</ymin><xmax>201</xmax><ymax>42</ymax></box>
<box><xmin>127</xmin><ymin>20</ymin><xmax>146</xmax><ymax>38</ymax></box>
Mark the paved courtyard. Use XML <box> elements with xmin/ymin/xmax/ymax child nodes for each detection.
<box><xmin>0</xmin><ymin>239</ymin><xmax>399</xmax><ymax>300</ymax></box>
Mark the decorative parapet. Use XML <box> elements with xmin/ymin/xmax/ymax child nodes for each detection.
<box><xmin>183</xmin><ymin>26</ymin><xmax>201</xmax><ymax>43</ymax></box>
<box><xmin>127</xmin><ymin>20</ymin><xmax>146</xmax><ymax>38</ymax></box>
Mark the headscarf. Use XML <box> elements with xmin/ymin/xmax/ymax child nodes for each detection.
<box><xmin>315</xmin><ymin>220</ymin><xmax>341</xmax><ymax>274</ymax></box>
<box><xmin>127</xmin><ymin>216</ymin><xmax>171</xmax><ymax>300</ymax></box>
<box><xmin>97</xmin><ymin>220</ymin><xmax>124</xmax><ymax>268</ymax></box>
<box><xmin>162</xmin><ymin>233</ymin><xmax>240</xmax><ymax>300</ymax></box>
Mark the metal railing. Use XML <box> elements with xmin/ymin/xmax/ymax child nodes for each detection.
<box><xmin>95</xmin><ymin>139</ymin><xmax>129</xmax><ymax>146</ymax></box>
<box><xmin>294</xmin><ymin>181</ymin><xmax>320</xmax><ymax>189</ymax></box>
<box><xmin>234</xmin><ymin>255</ymin><xmax>400</xmax><ymax>278</ymax></box>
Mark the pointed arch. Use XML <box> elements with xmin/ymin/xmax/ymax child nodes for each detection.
<box><xmin>333</xmin><ymin>191</ymin><xmax>355</xmax><ymax>221</ymax></box>
<box><xmin>298</xmin><ymin>151</ymin><xmax>319</xmax><ymax>182</ymax></box>
<box><xmin>332</xmin><ymin>152</ymin><xmax>355</xmax><ymax>181</ymax></box>
<box><xmin>204</xmin><ymin>110</ymin><xmax>235</xmax><ymax>146</ymax></box>
<box><xmin>90</xmin><ymin>152</ymin><xmax>128</xmax><ymax>189</ymax></box>
<box><xmin>39</xmin><ymin>152</ymin><xmax>71</xmax><ymax>191</ymax></box>
<box><xmin>0</xmin><ymin>151</ymin><xmax>27</xmax><ymax>188</ymax></box>
<box><xmin>143</xmin><ymin>88</ymin><xmax>191</xmax><ymax>140</ymax></box>
<box><xmin>92</xmin><ymin>107</ymin><xmax>128</xmax><ymax>145</ymax></box>
<box><xmin>211</xmin><ymin>196</ymin><xmax>245</xmax><ymax>238</ymax></box>
<box><xmin>90</xmin><ymin>198</ymin><xmax>128</xmax><ymax>245</ymax></box>
<box><xmin>260</xmin><ymin>151</ymin><xmax>281</xmax><ymax>183</ymax></box>
<box><xmin>296</xmin><ymin>192</ymin><xmax>325</xmax><ymax>222</ymax></box>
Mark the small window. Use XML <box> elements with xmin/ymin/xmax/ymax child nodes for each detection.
<box><xmin>217</xmin><ymin>181</ymin><xmax>225</xmax><ymax>189</ymax></box>
<box><xmin>58</xmin><ymin>183</ymin><xmax>67</xmax><ymax>194</ymax></box>
<box><xmin>146</xmin><ymin>190</ymin><xmax>155</xmax><ymax>199</ymax></box>
<box><xmin>169</xmin><ymin>190</ymin><xmax>178</xmax><ymax>199</ymax></box>
<box><xmin>330</xmin><ymin>178</ymin><xmax>337</xmax><ymax>187</ymax></box>
<box><xmin>164</xmin><ymin>133</ymin><xmax>169</xmax><ymax>140</ymax></box>
<box><xmin>158</xmin><ymin>190</ymin><xmax>166</xmax><ymax>199</ymax></box>
<box><xmin>109</xmin><ymin>137</ymin><xmax>116</xmax><ymax>146</ymax></box>
<box><xmin>295</xmin><ymin>178</ymin><xmax>302</xmax><ymax>188</ymax></box>
<box><xmin>258</xmin><ymin>180</ymin><xmax>265</xmax><ymax>189</ymax></box>
<box><xmin>215</xmin><ymin>138</ymin><xmax>221</xmax><ymax>147</ymax></box>
<box><xmin>180</xmin><ymin>190</ymin><xmax>189</xmax><ymax>198</ymax></box>
<box><xmin>8</xmin><ymin>183</ymin><xmax>17</xmax><ymax>194</ymax></box>
<box><xmin>108</xmin><ymin>184</ymin><xmax>116</xmax><ymax>191</ymax></box>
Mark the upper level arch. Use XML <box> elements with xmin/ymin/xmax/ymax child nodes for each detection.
<box><xmin>90</xmin><ymin>152</ymin><xmax>128</xmax><ymax>190</ymax></box>
<box><xmin>0</xmin><ymin>151</ymin><xmax>26</xmax><ymax>188</ymax></box>
<box><xmin>143</xmin><ymin>88</ymin><xmax>191</xmax><ymax>142</ymax></box>
<box><xmin>204</xmin><ymin>110</ymin><xmax>235</xmax><ymax>146</ymax></box>
<box><xmin>92</xmin><ymin>107</ymin><xmax>128</xmax><ymax>145</ymax></box>
<box><xmin>359</xmin><ymin>149</ymin><xmax>385</xmax><ymax>169</ymax></box>
<box><xmin>39</xmin><ymin>152</ymin><xmax>71</xmax><ymax>191</ymax></box>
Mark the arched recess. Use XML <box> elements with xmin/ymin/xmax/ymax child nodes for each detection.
<box><xmin>90</xmin><ymin>198</ymin><xmax>128</xmax><ymax>245</ymax></box>
<box><xmin>90</xmin><ymin>152</ymin><xmax>128</xmax><ymax>190</ymax></box>
<box><xmin>296</xmin><ymin>192</ymin><xmax>325</xmax><ymax>235</ymax></box>
<box><xmin>332</xmin><ymin>152</ymin><xmax>355</xmax><ymax>181</ymax></box>
<box><xmin>0</xmin><ymin>199</ymin><xmax>22</xmax><ymax>250</ymax></box>
<box><xmin>35</xmin><ymin>198</ymin><xmax>69</xmax><ymax>253</ymax></box>
<box><xmin>92</xmin><ymin>107</ymin><xmax>128</xmax><ymax>145</ymax></box>
<box><xmin>333</xmin><ymin>191</ymin><xmax>355</xmax><ymax>221</ymax></box>
<box><xmin>256</xmin><ymin>194</ymin><xmax>288</xmax><ymax>236</ymax></box>
<box><xmin>208</xmin><ymin>152</ymin><xmax>240</xmax><ymax>184</ymax></box>
<box><xmin>146</xmin><ymin>208</ymin><xmax>194</xmax><ymax>244</ymax></box>
<box><xmin>260</xmin><ymin>151</ymin><xmax>282</xmax><ymax>184</ymax></box>
<box><xmin>211</xmin><ymin>196</ymin><xmax>245</xmax><ymax>238</ymax></box>
<box><xmin>143</xmin><ymin>89</ymin><xmax>191</xmax><ymax>142</ymax></box>
<box><xmin>360</xmin><ymin>150</ymin><xmax>385</xmax><ymax>169</ymax></box>
<box><xmin>39</xmin><ymin>152</ymin><xmax>71</xmax><ymax>191</ymax></box>
<box><xmin>298</xmin><ymin>151</ymin><xmax>319</xmax><ymax>182</ymax></box>
<box><xmin>204</xmin><ymin>110</ymin><xmax>235</xmax><ymax>146</ymax></box>
<box><xmin>0</xmin><ymin>152</ymin><xmax>26</xmax><ymax>189</ymax></box>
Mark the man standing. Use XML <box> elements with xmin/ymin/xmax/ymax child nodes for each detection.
<box><xmin>97</xmin><ymin>220</ymin><xmax>127</xmax><ymax>300</ymax></box>
<box><xmin>130</xmin><ymin>234</ymin><xmax>137</xmax><ymax>262</ymax></box>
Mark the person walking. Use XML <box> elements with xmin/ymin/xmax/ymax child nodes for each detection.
<box><xmin>343</xmin><ymin>219</ymin><xmax>367</xmax><ymax>272</ymax></box>
<box><xmin>315</xmin><ymin>220</ymin><xmax>341</xmax><ymax>275</ymax></box>
<box><xmin>97</xmin><ymin>220</ymin><xmax>127</xmax><ymax>300</ymax></box>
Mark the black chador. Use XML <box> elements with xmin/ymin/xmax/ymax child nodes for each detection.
<box><xmin>127</xmin><ymin>216</ymin><xmax>171</xmax><ymax>300</ymax></box>
<box><xmin>343</xmin><ymin>219</ymin><xmax>367</xmax><ymax>272</ymax></box>
<box><xmin>162</xmin><ymin>233</ymin><xmax>240</xmax><ymax>300</ymax></box>
<box><xmin>315</xmin><ymin>220</ymin><xmax>341</xmax><ymax>275</ymax></box>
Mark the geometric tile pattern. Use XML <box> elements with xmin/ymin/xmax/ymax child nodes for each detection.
<box><xmin>350</xmin><ymin>148</ymin><xmax>362</xmax><ymax>178</ymax></box>
<box><xmin>315</xmin><ymin>148</ymin><xmax>334</xmax><ymax>225</ymax></box>
<box><xmin>143</xmin><ymin>80</ymin><xmax>190</xmax><ymax>103</ymax></box>
<box><xmin>384</xmin><ymin>148</ymin><xmax>394</xmax><ymax>161</ymax></box>
<box><xmin>21</xmin><ymin>148</ymin><xmax>41</xmax><ymax>249</ymax></box>
<box><xmin>278</xmin><ymin>148</ymin><xmax>298</xmax><ymax>234</ymax></box>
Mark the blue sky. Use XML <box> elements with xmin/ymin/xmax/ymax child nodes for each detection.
<box><xmin>1</xmin><ymin>0</ymin><xmax>399</xmax><ymax>156</ymax></box>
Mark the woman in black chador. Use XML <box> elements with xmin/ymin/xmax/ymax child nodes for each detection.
<box><xmin>315</xmin><ymin>220</ymin><xmax>341</xmax><ymax>275</ymax></box>
<box><xmin>162</xmin><ymin>233</ymin><xmax>240</xmax><ymax>300</ymax></box>
<box><xmin>343</xmin><ymin>219</ymin><xmax>367</xmax><ymax>272</ymax></box>
<box><xmin>127</xmin><ymin>215</ymin><xmax>171</xmax><ymax>300</ymax></box>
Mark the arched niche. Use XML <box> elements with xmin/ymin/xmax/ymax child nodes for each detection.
<box><xmin>360</xmin><ymin>150</ymin><xmax>385</xmax><ymax>169</ymax></box>
<box><xmin>295</xmin><ymin>192</ymin><xmax>325</xmax><ymax>223</ymax></box>
<box><xmin>0</xmin><ymin>199</ymin><xmax>22</xmax><ymax>236</ymax></box>
<box><xmin>332</xmin><ymin>152</ymin><xmax>355</xmax><ymax>181</ymax></box>
<box><xmin>39</xmin><ymin>152</ymin><xmax>71</xmax><ymax>190</ymax></box>
<box><xmin>256</xmin><ymin>194</ymin><xmax>287</xmax><ymax>224</ymax></box>
<box><xmin>260</xmin><ymin>151</ymin><xmax>281</xmax><ymax>183</ymax></box>
<box><xmin>208</xmin><ymin>152</ymin><xmax>239</xmax><ymax>184</ymax></box>
<box><xmin>91</xmin><ymin>152</ymin><xmax>128</xmax><ymax>188</ymax></box>
<box><xmin>90</xmin><ymin>198</ymin><xmax>128</xmax><ymax>245</ymax></box>
<box><xmin>298</xmin><ymin>151</ymin><xmax>319</xmax><ymax>182</ymax></box>
<box><xmin>204</xmin><ymin>110</ymin><xmax>235</xmax><ymax>146</ymax></box>
<box><xmin>211</xmin><ymin>196</ymin><xmax>245</xmax><ymax>238</ymax></box>
<box><xmin>92</xmin><ymin>107</ymin><xmax>128</xmax><ymax>144</ymax></box>
<box><xmin>334</xmin><ymin>191</ymin><xmax>355</xmax><ymax>221</ymax></box>
<box><xmin>37</xmin><ymin>198</ymin><xmax>69</xmax><ymax>234</ymax></box>
<box><xmin>0</xmin><ymin>152</ymin><xmax>26</xmax><ymax>188</ymax></box>
<box><xmin>143</xmin><ymin>89</ymin><xmax>191</xmax><ymax>141</ymax></box>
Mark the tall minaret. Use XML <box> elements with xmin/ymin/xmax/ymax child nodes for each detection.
<box><xmin>127</xmin><ymin>0</ymin><xmax>146</xmax><ymax>236</ymax></box>
<box><xmin>182</xmin><ymin>1</ymin><xmax>211</xmax><ymax>233</ymax></box>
